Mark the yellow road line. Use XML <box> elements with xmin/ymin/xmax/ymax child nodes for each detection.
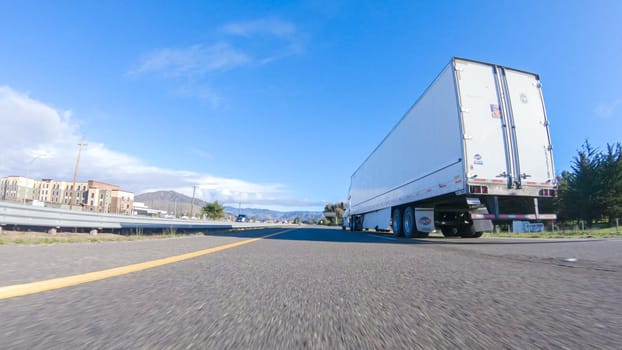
<box><xmin>0</xmin><ymin>229</ymin><xmax>290</xmax><ymax>300</ymax></box>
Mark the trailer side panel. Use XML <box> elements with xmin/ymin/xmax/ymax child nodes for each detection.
<box><xmin>350</xmin><ymin>63</ymin><xmax>465</xmax><ymax>215</ymax></box>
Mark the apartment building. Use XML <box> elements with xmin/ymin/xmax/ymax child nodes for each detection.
<box><xmin>111</xmin><ymin>190</ymin><xmax>134</xmax><ymax>215</ymax></box>
<box><xmin>0</xmin><ymin>176</ymin><xmax>134</xmax><ymax>214</ymax></box>
<box><xmin>0</xmin><ymin>176</ymin><xmax>36</xmax><ymax>203</ymax></box>
<box><xmin>84</xmin><ymin>180</ymin><xmax>117</xmax><ymax>213</ymax></box>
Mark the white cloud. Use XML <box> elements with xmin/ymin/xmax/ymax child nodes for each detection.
<box><xmin>130</xmin><ymin>42</ymin><xmax>251</xmax><ymax>77</ymax></box>
<box><xmin>595</xmin><ymin>98</ymin><xmax>622</xmax><ymax>118</ymax></box>
<box><xmin>0</xmin><ymin>86</ymin><xmax>322</xmax><ymax>210</ymax></box>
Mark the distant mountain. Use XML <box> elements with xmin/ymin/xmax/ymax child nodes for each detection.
<box><xmin>222</xmin><ymin>206</ymin><xmax>323</xmax><ymax>222</ymax></box>
<box><xmin>135</xmin><ymin>191</ymin><xmax>206</xmax><ymax>216</ymax></box>
<box><xmin>135</xmin><ymin>191</ymin><xmax>323</xmax><ymax>221</ymax></box>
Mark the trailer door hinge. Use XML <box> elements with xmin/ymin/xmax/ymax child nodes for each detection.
<box><xmin>461</xmin><ymin>107</ymin><xmax>469</xmax><ymax>113</ymax></box>
<box><xmin>463</xmin><ymin>134</ymin><xmax>472</xmax><ymax>140</ymax></box>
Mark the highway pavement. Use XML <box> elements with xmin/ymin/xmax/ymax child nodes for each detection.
<box><xmin>1</xmin><ymin>227</ymin><xmax>621</xmax><ymax>349</ymax></box>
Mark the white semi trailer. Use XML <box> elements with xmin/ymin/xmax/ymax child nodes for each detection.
<box><xmin>345</xmin><ymin>57</ymin><xmax>557</xmax><ymax>238</ymax></box>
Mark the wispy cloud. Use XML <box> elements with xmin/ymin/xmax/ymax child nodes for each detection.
<box><xmin>129</xmin><ymin>18</ymin><xmax>305</xmax><ymax>101</ymax></box>
<box><xmin>174</xmin><ymin>83</ymin><xmax>223</xmax><ymax>107</ymax></box>
<box><xmin>221</xmin><ymin>18</ymin><xmax>305</xmax><ymax>63</ymax></box>
<box><xmin>595</xmin><ymin>98</ymin><xmax>622</xmax><ymax>118</ymax></box>
<box><xmin>130</xmin><ymin>42</ymin><xmax>251</xmax><ymax>77</ymax></box>
<box><xmin>221</xmin><ymin>18</ymin><xmax>297</xmax><ymax>38</ymax></box>
<box><xmin>190</xmin><ymin>147</ymin><xmax>215</xmax><ymax>161</ymax></box>
<box><xmin>0</xmin><ymin>86</ymin><xmax>321</xmax><ymax>210</ymax></box>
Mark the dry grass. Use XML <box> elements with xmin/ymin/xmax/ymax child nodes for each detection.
<box><xmin>0</xmin><ymin>230</ymin><xmax>199</xmax><ymax>245</ymax></box>
<box><xmin>484</xmin><ymin>227</ymin><xmax>622</xmax><ymax>239</ymax></box>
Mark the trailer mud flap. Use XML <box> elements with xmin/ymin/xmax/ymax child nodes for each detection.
<box><xmin>415</xmin><ymin>208</ymin><xmax>435</xmax><ymax>233</ymax></box>
<box><xmin>470</xmin><ymin>207</ymin><xmax>494</xmax><ymax>232</ymax></box>
<box><xmin>473</xmin><ymin>219</ymin><xmax>493</xmax><ymax>233</ymax></box>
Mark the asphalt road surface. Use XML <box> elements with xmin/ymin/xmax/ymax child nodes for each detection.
<box><xmin>1</xmin><ymin>227</ymin><xmax>621</xmax><ymax>349</ymax></box>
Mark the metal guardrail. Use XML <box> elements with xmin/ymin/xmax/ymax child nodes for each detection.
<box><xmin>0</xmin><ymin>201</ymin><xmax>285</xmax><ymax>232</ymax></box>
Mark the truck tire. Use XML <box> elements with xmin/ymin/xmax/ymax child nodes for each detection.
<box><xmin>415</xmin><ymin>231</ymin><xmax>430</xmax><ymax>238</ymax></box>
<box><xmin>441</xmin><ymin>226</ymin><xmax>458</xmax><ymax>237</ymax></box>
<box><xmin>403</xmin><ymin>207</ymin><xmax>415</xmax><ymax>238</ymax></box>
<box><xmin>459</xmin><ymin>224</ymin><xmax>483</xmax><ymax>238</ymax></box>
<box><xmin>392</xmin><ymin>208</ymin><xmax>403</xmax><ymax>236</ymax></box>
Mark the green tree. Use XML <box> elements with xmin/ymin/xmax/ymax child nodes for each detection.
<box><xmin>599</xmin><ymin>143</ymin><xmax>622</xmax><ymax>224</ymax></box>
<box><xmin>562</xmin><ymin>141</ymin><xmax>602</xmax><ymax>225</ymax></box>
<box><xmin>558</xmin><ymin>140</ymin><xmax>622</xmax><ymax>226</ymax></box>
<box><xmin>201</xmin><ymin>201</ymin><xmax>225</xmax><ymax>220</ymax></box>
<box><xmin>323</xmin><ymin>202</ymin><xmax>346</xmax><ymax>226</ymax></box>
<box><xmin>554</xmin><ymin>171</ymin><xmax>571</xmax><ymax>222</ymax></box>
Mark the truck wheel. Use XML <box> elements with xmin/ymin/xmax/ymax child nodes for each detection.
<box><xmin>459</xmin><ymin>224</ymin><xmax>482</xmax><ymax>238</ymax></box>
<box><xmin>462</xmin><ymin>231</ymin><xmax>483</xmax><ymax>238</ymax></box>
<box><xmin>441</xmin><ymin>227</ymin><xmax>458</xmax><ymax>237</ymax></box>
<box><xmin>415</xmin><ymin>231</ymin><xmax>429</xmax><ymax>238</ymax></box>
<box><xmin>403</xmin><ymin>207</ymin><xmax>415</xmax><ymax>238</ymax></box>
<box><xmin>392</xmin><ymin>208</ymin><xmax>403</xmax><ymax>236</ymax></box>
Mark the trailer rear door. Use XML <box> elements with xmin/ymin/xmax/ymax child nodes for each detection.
<box><xmin>454</xmin><ymin>59</ymin><xmax>511</xmax><ymax>182</ymax></box>
<box><xmin>501</xmin><ymin>69</ymin><xmax>555</xmax><ymax>184</ymax></box>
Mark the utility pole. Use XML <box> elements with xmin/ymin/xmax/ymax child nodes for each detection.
<box><xmin>190</xmin><ymin>185</ymin><xmax>197</xmax><ymax>218</ymax></box>
<box><xmin>70</xmin><ymin>139</ymin><xmax>87</xmax><ymax>209</ymax></box>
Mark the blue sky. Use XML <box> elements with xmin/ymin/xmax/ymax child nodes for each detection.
<box><xmin>1</xmin><ymin>0</ymin><xmax>621</xmax><ymax>211</ymax></box>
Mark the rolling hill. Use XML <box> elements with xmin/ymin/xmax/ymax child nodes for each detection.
<box><xmin>135</xmin><ymin>191</ymin><xmax>323</xmax><ymax>221</ymax></box>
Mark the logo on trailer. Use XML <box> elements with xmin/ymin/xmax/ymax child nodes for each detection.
<box><xmin>418</xmin><ymin>216</ymin><xmax>432</xmax><ymax>226</ymax></box>
<box><xmin>520</xmin><ymin>93</ymin><xmax>528</xmax><ymax>104</ymax></box>
<box><xmin>473</xmin><ymin>154</ymin><xmax>483</xmax><ymax>165</ymax></box>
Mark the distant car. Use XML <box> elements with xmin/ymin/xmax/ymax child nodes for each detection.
<box><xmin>235</xmin><ymin>214</ymin><xmax>248</xmax><ymax>222</ymax></box>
